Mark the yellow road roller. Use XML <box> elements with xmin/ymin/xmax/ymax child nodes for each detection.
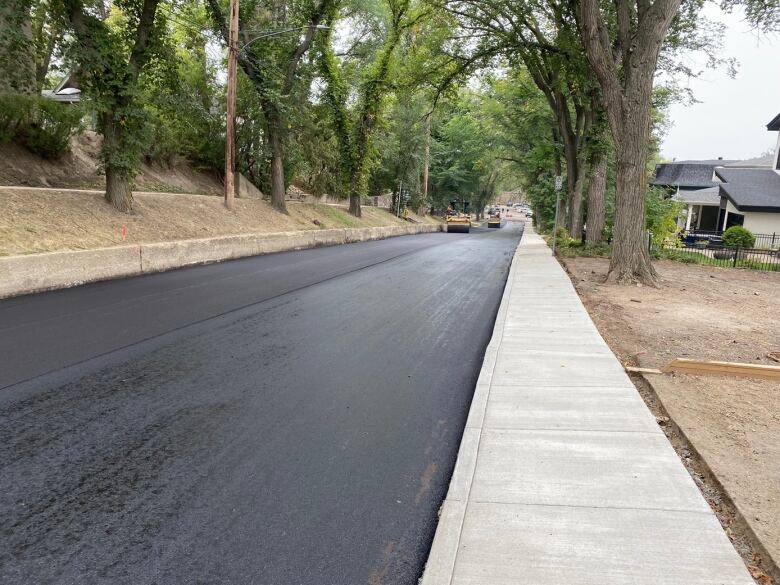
<box><xmin>446</xmin><ymin>200</ymin><xmax>471</xmax><ymax>233</ymax></box>
<box><xmin>487</xmin><ymin>211</ymin><xmax>501</xmax><ymax>228</ymax></box>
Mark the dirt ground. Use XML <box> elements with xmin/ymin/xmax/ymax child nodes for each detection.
<box><xmin>0</xmin><ymin>132</ymin><xmax>224</xmax><ymax>195</ymax></box>
<box><xmin>0</xmin><ymin>188</ymin><xmax>439</xmax><ymax>256</ymax></box>
<box><xmin>564</xmin><ymin>257</ymin><xmax>780</xmax><ymax>579</ymax></box>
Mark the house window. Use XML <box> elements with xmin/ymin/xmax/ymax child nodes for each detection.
<box><xmin>726</xmin><ymin>213</ymin><xmax>745</xmax><ymax>229</ymax></box>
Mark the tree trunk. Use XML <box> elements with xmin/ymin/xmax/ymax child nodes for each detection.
<box><xmin>585</xmin><ymin>148</ymin><xmax>607</xmax><ymax>244</ymax></box>
<box><xmin>569</xmin><ymin>152</ymin><xmax>587</xmax><ymax>239</ymax></box>
<box><xmin>422</xmin><ymin>112</ymin><xmax>430</xmax><ymax>200</ymax></box>
<box><xmin>348</xmin><ymin>191</ymin><xmax>362</xmax><ymax>217</ymax></box>
<box><xmin>608</xmin><ymin>133</ymin><xmax>656</xmax><ymax>283</ymax></box>
<box><xmin>558</xmin><ymin>115</ymin><xmax>577</xmax><ymax>231</ymax></box>
<box><xmin>105</xmin><ymin>165</ymin><xmax>134</xmax><ymax>212</ymax></box>
<box><xmin>579</xmin><ymin>0</ymin><xmax>678</xmax><ymax>286</ymax></box>
<box><xmin>102</xmin><ymin>113</ymin><xmax>134</xmax><ymax>212</ymax></box>
<box><xmin>267</xmin><ymin>113</ymin><xmax>287</xmax><ymax>213</ymax></box>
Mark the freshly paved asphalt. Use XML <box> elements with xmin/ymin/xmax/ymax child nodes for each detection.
<box><xmin>0</xmin><ymin>222</ymin><xmax>523</xmax><ymax>585</ymax></box>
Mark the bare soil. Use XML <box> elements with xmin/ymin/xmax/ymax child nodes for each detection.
<box><xmin>0</xmin><ymin>188</ymin><xmax>439</xmax><ymax>256</ymax></box>
<box><xmin>0</xmin><ymin>132</ymin><xmax>224</xmax><ymax>195</ymax></box>
<box><xmin>563</xmin><ymin>257</ymin><xmax>780</xmax><ymax>581</ymax></box>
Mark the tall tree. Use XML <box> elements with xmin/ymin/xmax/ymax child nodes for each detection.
<box><xmin>32</xmin><ymin>0</ymin><xmax>64</xmax><ymax>89</ymax></box>
<box><xmin>442</xmin><ymin>0</ymin><xmax>600</xmax><ymax>237</ymax></box>
<box><xmin>317</xmin><ymin>0</ymin><xmax>420</xmax><ymax>217</ymax></box>
<box><xmin>208</xmin><ymin>0</ymin><xmax>332</xmax><ymax>212</ymax></box>
<box><xmin>59</xmin><ymin>0</ymin><xmax>166</xmax><ymax>211</ymax></box>
<box><xmin>578</xmin><ymin>0</ymin><xmax>682</xmax><ymax>283</ymax></box>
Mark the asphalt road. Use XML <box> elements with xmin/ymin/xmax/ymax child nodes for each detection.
<box><xmin>0</xmin><ymin>222</ymin><xmax>524</xmax><ymax>585</ymax></box>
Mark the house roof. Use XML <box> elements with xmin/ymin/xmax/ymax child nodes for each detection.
<box><xmin>723</xmin><ymin>154</ymin><xmax>774</xmax><ymax>167</ymax></box>
<box><xmin>652</xmin><ymin>155</ymin><xmax>773</xmax><ymax>188</ymax></box>
<box><xmin>674</xmin><ymin>186</ymin><xmax>721</xmax><ymax>205</ymax></box>
<box><xmin>767</xmin><ymin>112</ymin><xmax>780</xmax><ymax>131</ymax></box>
<box><xmin>715</xmin><ymin>168</ymin><xmax>780</xmax><ymax>212</ymax></box>
<box><xmin>41</xmin><ymin>73</ymin><xmax>81</xmax><ymax>103</ymax></box>
<box><xmin>651</xmin><ymin>162</ymin><xmax>722</xmax><ymax>187</ymax></box>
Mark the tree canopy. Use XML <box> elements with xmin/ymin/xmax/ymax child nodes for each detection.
<box><xmin>1</xmin><ymin>0</ymin><xmax>776</xmax><ymax>283</ymax></box>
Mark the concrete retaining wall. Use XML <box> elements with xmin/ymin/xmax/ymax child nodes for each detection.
<box><xmin>0</xmin><ymin>223</ymin><xmax>442</xmax><ymax>299</ymax></box>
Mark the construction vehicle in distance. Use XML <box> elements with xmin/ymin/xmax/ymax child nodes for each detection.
<box><xmin>487</xmin><ymin>208</ymin><xmax>501</xmax><ymax>228</ymax></box>
<box><xmin>446</xmin><ymin>200</ymin><xmax>471</xmax><ymax>233</ymax></box>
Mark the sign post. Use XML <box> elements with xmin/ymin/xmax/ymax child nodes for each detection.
<box><xmin>551</xmin><ymin>175</ymin><xmax>562</xmax><ymax>256</ymax></box>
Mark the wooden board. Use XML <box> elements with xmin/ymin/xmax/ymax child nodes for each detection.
<box><xmin>625</xmin><ymin>366</ymin><xmax>663</xmax><ymax>375</ymax></box>
<box><xmin>665</xmin><ymin>358</ymin><xmax>780</xmax><ymax>381</ymax></box>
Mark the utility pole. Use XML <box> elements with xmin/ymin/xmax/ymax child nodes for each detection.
<box><xmin>224</xmin><ymin>0</ymin><xmax>239</xmax><ymax>210</ymax></box>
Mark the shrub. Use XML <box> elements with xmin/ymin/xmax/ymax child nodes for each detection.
<box><xmin>645</xmin><ymin>186</ymin><xmax>682</xmax><ymax>249</ymax></box>
<box><xmin>23</xmin><ymin>99</ymin><xmax>84</xmax><ymax>158</ymax></box>
<box><xmin>722</xmin><ymin>226</ymin><xmax>755</xmax><ymax>249</ymax></box>
<box><xmin>0</xmin><ymin>94</ymin><xmax>83</xmax><ymax>158</ymax></box>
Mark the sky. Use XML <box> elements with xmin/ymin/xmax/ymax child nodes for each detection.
<box><xmin>660</xmin><ymin>5</ymin><xmax>779</xmax><ymax>161</ymax></box>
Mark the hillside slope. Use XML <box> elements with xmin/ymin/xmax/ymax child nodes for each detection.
<box><xmin>0</xmin><ymin>188</ymin><xmax>439</xmax><ymax>256</ymax></box>
<box><xmin>1</xmin><ymin>134</ymin><xmax>440</xmax><ymax>256</ymax></box>
<box><xmin>0</xmin><ymin>132</ymin><xmax>223</xmax><ymax>195</ymax></box>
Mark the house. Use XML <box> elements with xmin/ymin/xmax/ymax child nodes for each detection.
<box><xmin>41</xmin><ymin>74</ymin><xmax>81</xmax><ymax>104</ymax></box>
<box><xmin>652</xmin><ymin>113</ymin><xmax>780</xmax><ymax>238</ymax></box>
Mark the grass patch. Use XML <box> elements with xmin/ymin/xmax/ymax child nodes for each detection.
<box><xmin>546</xmin><ymin>236</ymin><xmax>612</xmax><ymax>258</ymax></box>
<box><xmin>315</xmin><ymin>205</ymin><xmax>362</xmax><ymax>228</ymax></box>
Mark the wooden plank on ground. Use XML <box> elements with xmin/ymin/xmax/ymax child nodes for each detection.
<box><xmin>625</xmin><ymin>366</ymin><xmax>664</xmax><ymax>375</ymax></box>
<box><xmin>665</xmin><ymin>358</ymin><xmax>780</xmax><ymax>380</ymax></box>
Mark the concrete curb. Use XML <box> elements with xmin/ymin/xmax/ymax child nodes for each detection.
<box><xmin>0</xmin><ymin>223</ymin><xmax>442</xmax><ymax>299</ymax></box>
<box><xmin>419</xmin><ymin>225</ymin><xmax>519</xmax><ymax>585</ymax></box>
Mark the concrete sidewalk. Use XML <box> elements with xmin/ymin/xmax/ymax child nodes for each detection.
<box><xmin>421</xmin><ymin>225</ymin><xmax>754</xmax><ymax>585</ymax></box>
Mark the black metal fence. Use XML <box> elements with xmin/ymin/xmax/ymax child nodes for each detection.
<box><xmin>657</xmin><ymin>230</ymin><xmax>780</xmax><ymax>272</ymax></box>
<box><xmin>679</xmin><ymin>230</ymin><xmax>780</xmax><ymax>250</ymax></box>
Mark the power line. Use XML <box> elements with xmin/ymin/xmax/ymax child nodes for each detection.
<box><xmin>158</xmin><ymin>5</ymin><xmax>212</xmax><ymax>35</ymax></box>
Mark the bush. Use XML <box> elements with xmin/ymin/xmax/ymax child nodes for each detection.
<box><xmin>0</xmin><ymin>94</ymin><xmax>30</xmax><ymax>142</ymax></box>
<box><xmin>24</xmin><ymin>99</ymin><xmax>84</xmax><ymax>158</ymax></box>
<box><xmin>0</xmin><ymin>94</ymin><xmax>83</xmax><ymax>158</ymax></box>
<box><xmin>722</xmin><ymin>226</ymin><xmax>755</xmax><ymax>249</ymax></box>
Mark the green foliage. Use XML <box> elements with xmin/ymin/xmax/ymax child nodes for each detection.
<box><xmin>480</xmin><ymin>71</ymin><xmax>564</xmax><ymax>231</ymax></box>
<box><xmin>427</xmin><ymin>89</ymin><xmax>508</xmax><ymax>215</ymax></box>
<box><xmin>139</xmin><ymin>0</ymin><xmax>223</xmax><ymax>170</ymax></box>
<box><xmin>645</xmin><ymin>187</ymin><xmax>682</xmax><ymax>249</ymax></box>
<box><xmin>316</xmin><ymin>205</ymin><xmax>363</xmax><ymax>227</ymax></box>
<box><xmin>721</xmin><ymin>0</ymin><xmax>780</xmax><ymax>33</ymax></box>
<box><xmin>0</xmin><ymin>0</ymin><xmax>37</xmax><ymax>94</ymax></box>
<box><xmin>0</xmin><ymin>93</ymin><xmax>82</xmax><ymax>158</ymax></box>
<box><xmin>659</xmin><ymin>249</ymin><xmax>708</xmax><ymax>264</ymax></box>
<box><xmin>722</xmin><ymin>226</ymin><xmax>756</xmax><ymax>249</ymax></box>
<box><xmin>0</xmin><ymin>93</ymin><xmax>31</xmax><ymax>142</ymax></box>
<box><xmin>58</xmin><ymin>0</ymin><xmax>171</xmax><ymax>199</ymax></box>
<box><xmin>555</xmin><ymin>240</ymin><xmax>612</xmax><ymax>258</ymax></box>
<box><xmin>23</xmin><ymin>99</ymin><xmax>83</xmax><ymax>158</ymax></box>
<box><xmin>370</xmin><ymin>94</ymin><xmax>428</xmax><ymax>205</ymax></box>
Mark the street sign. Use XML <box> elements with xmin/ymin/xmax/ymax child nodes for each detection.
<box><xmin>554</xmin><ymin>175</ymin><xmax>562</xmax><ymax>191</ymax></box>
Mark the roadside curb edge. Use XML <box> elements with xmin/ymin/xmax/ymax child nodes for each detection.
<box><xmin>419</xmin><ymin>222</ymin><xmax>526</xmax><ymax>585</ymax></box>
<box><xmin>0</xmin><ymin>223</ymin><xmax>443</xmax><ymax>299</ymax></box>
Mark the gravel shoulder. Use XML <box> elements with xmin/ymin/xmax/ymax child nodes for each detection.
<box><xmin>563</xmin><ymin>257</ymin><xmax>780</xmax><ymax>578</ymax></box>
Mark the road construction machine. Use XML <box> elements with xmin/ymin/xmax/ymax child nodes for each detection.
<box><xmin>446</xmin><ymin>200</ymin><xmax>471</xmax><ymax>233</ymax></box>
